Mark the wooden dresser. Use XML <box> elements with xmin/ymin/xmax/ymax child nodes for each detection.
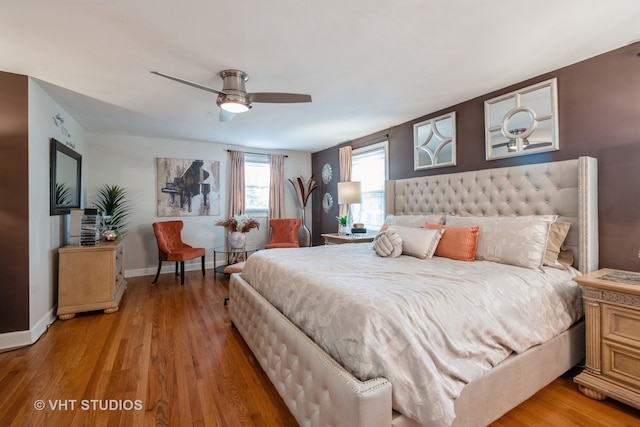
<box><xmin>573</xmin><ymin>268</ymin><xmax>640</xmax><ymax>409</ymax></box>
<box><xmin>57</xmin><ymin>239</ymin><xmax>127</xmax><ymax>320</ymax></box>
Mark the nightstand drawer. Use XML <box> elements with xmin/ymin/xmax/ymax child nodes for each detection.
<box><xmin>603</xmin><ymin>304</ymin><xmax>640</xmax><ymax>347</ymax></box>
<box><xmin>603</xmin><ymin>340</ymin><xmax>640</xmax><ymax>390</ymax></box>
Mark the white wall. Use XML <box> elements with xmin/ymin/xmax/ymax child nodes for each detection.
<box><xmin>28</xmin><ymin>79</ymin><xmax>86</xmax><ymax>335</ymax></box>
<box><xmin>85</xmin><ymin>133</ymin><xmax>312</xmax><ymax>277</ymax></box>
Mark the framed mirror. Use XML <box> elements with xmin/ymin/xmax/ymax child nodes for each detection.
<box><xmin>485</xmin><ymin>78</ymin><xmax>559</xmax><ymax>160</ymax></box>
<box><xmin>414</xmin><ymin>112</ymin><xmax>456</xmax><ymax>170</ymax></box>
<box><xmin>50</xmin><ymin>138</ymin><xmax>82</xmax><ymax>215</ymax></box>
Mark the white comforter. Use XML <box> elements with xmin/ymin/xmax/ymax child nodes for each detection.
<box><xmin>241</xmin><ymin>244</ymin><xmax>582</xmax><ymax>426</ymax></box>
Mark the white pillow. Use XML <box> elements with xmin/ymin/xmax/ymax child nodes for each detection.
<box><xmin>383</xmin><ymin>214</ymin><xmax>444</xmax><ymax>228</ymax></box>
<box><xmin>373</xmin><ymin>229</ymin><xmax>403</xmax><ymax>258</ymax></box>
<box><xmin>390</xmin><ymin>225</ymin><xmax>444</xmax><ymax>259</ymax></box>
<box><xmin>445</xmin><ymin>215</ymin><xmax>557</xmax><ymax>269</ymax></box>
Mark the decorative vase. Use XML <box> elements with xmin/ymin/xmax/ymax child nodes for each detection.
<box><xmin>338</xmin><ymin>224</ymin><xmax>347</xmax><ymax>236</ymax></box>
<box><xmin>298</xmin><ymin>209</ymin><xmax>311</xmax><ymax>247</ymax></box>
<box><xmin>228</xmin><ymin>231</ymin><xmax>246</xmax><ymax>249</ymax></box>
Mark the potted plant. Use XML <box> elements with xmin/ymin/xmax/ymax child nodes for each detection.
<box><xmin>215</xmin><ymin>214</ymin><xmax>260</xmax><ymax>248</ymax></box>
<box><xmin>337</xmin><ymin>215</ymin><xmax>348</xmax><ymax>235</ymax></box>
<box><xmin>94</xmin><ymin>184</ymin><xmax>131</xmax><ymax>237</ymax></box>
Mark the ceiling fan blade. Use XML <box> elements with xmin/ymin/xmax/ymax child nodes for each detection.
<box><xmin>150</xmin><ymin>71</ymin><xmax>223</xmax><ymax>95</ymax></box>
<box><xmin>219</xmin><ymin>109</ymin><xmax>235</xmax><ymax>122</ymax></box>
<box><xmin>250</xmin><ymin>93</ymin><xmax>312</xmax><ymax>103</ymax></box>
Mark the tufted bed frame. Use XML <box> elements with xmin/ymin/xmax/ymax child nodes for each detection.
<box><xmin>229</xmin><ymin>156</ymin><xmax>598</xmax><ymax>427</ymax></box>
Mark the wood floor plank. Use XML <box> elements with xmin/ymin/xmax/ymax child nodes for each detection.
<box><xmin>1</xmin><ymin>269</ymin><xmax>639</xmax><ymax>426</ymax></box>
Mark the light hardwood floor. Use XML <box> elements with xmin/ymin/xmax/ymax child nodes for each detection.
<box><xmin>1</xmin><ymin>270</ymin><xmax>639</xmax><ymax>426</ymax></box>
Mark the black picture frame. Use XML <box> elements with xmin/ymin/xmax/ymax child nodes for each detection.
<box><xmin>50</xmin><ymin>138</ymin><xmax>82</xmax><ymax>215</ymax></box>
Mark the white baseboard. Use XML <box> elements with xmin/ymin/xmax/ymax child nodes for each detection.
<box><xmin>125</xmin><ymin>260</ymin><xmax>217</xmax><ymax>278</ymax></box>
<box><xmin>0</xmin><ymin>307</ymin><xmax>56</xmax><ymax>352</ymax></box>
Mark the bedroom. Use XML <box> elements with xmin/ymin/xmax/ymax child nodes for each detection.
<box><xmin>1</xmin><ymin>1</ymin><xmax>640</xmax><ymax>425</ymax></box>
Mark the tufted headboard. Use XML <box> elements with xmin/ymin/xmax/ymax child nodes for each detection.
<box><xmin>385</xmin><ymin>157</ymin><xmax>598</xmax><ymax>273</ymax></box>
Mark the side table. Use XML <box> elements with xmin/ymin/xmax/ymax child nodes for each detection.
<box><xmin>213</xmin><ymin>245</ymin><xmax>259</xmax><ymax>275</ymax></box>
<box><xmin>321</xmin><ymin>233</ymin><xmax>375</xmax><ymax>245</ymax></box>
<box><xmin>573</xmin><ymin>268</ymin><xmax>640</xmax><ymax>409</ymax></box>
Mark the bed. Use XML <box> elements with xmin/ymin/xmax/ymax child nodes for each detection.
<box><xmin>229</xmin><ymin>156</ymin><xmax>598</xmax><ymax>427</ymax></box>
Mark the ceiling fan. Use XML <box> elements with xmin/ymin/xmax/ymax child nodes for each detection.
<box><xmin>150</xmin><ymin>69</ymin><xmax>312</xmax><ymax>122</ymax></box>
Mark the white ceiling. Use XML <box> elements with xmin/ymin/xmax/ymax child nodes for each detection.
<box><xmin>2</xmin><ymin>1</ymin><xmax>639</xmax><ymax>153</ymax></box>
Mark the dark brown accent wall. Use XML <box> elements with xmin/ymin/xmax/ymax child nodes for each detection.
<box><xmin>0</xmin><ymin>71</ymin><xmax>30</xmax><ymax>333</ymax></box>
<box><xmin>312</xmin><ymin>42</ymin><xmax>640</xmax><ymax>271</ymax></box>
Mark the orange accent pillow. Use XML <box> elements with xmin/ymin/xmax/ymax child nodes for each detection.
<box><xmin>424</xmin><ymin>223</ymin><xmax>479</xmax><ymax>262</ymax></box>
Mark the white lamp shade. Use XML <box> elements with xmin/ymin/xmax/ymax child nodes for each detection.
<box><xmin>338</xmin><ymin>181</ymin><xmax>362</xmax><ymax>204</ymax></box>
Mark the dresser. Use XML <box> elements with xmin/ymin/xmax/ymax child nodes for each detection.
<box><xmin>57</xmin><ymin>239</ymin><xmax>127</xmax><ymax>320</ymax></box>
<box><xmin>573</xmin><ymin>268</ymin><xmax>640</xmax><ymax>409</ymax></box>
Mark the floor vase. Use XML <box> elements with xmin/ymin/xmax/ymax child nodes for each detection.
<box><xmin>298</xmin><ymin>210</ymin><xmax>311</xmax><ymax>247</ymax></box>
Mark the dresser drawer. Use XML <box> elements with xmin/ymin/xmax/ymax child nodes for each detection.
<box><xmin>603</xmin><ymin>340</ymin><xmax>640</xmax><ymax>390</ymax></box>
<box><xmin>603</xmin><ymin>304</ymin><xmax>640</xmax><ymax>347</ymax></box>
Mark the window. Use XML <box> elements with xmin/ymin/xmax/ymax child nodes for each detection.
<box><xmin>244</xmin><ymin>154</ymin><xmax>270</xmax><ymax>213</ymax></box>
<box><xmin>351</xmin><ymin>141</ymin><xmax>388</xmax><ymax>231</ymax></box>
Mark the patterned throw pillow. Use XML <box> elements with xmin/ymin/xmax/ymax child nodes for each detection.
<box><xmin>445</xmin><ymin>215</ymin><xmax>557</xmax><ymax>269</ymax></box>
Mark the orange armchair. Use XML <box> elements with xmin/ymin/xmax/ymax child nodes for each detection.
<box><xmin>152</xmin><ymin>221</ymin><xmax>205</xmax><ymax>285</ymax></box>
<box><xmin>265</xmin><ymin>218</ymin><xmax>302</xmax><ymax>249</ymax></box>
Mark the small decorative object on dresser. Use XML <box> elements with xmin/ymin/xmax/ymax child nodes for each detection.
<box><xmin>573</xmin><ymin>268</ymin><xmax>640</xmax><ymax>409</ymax></box>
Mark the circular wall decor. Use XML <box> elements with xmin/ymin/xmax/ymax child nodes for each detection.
<box><xmin>321</xmin><ymin>163</ymin><xmax>333</xmax><ymax>184</ymax></box>
<box><xmin>322</xmin><ymin>192</ymin><xmax>334</xmax><ymax>213</ymax></box>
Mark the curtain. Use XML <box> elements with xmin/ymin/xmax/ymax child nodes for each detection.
<box><xmin>229</xmin><ymin>150</ymin><xmax>245</xmax><ymax>216</ymax></box>
<box><xmin>338</xmin><ymin>146</ymin><xmax>352</xmax><ymax>218</ymax></box>
<box><xmin>269</xmin><ymin>154</ymin><xmax>286</xmax><ymax>219</ymax></box>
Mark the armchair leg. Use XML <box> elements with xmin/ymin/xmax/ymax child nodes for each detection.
<box><xmin>175</xmin><ymin>262</ymin><xmax>179</xmax><ymax>276</ymax></box>
<box><xmin>201</xmin><ymin>255</ymin><xmax>205</xmax><ymax>276</ymax></box>
<box><xmin>180</xmin><ymin>261</ymin><xmax>185</xmax><ymax>285</ymax></box>
<box><xmin>152</xmin><ymin>260</ymin><xmax>162</xmax><ymax>284</ymax></box>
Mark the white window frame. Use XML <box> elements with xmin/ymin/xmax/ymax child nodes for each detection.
<box><xmin>351</xmin><ymin>141</ymin><xmax>389</xmax><ymax>231</ymax></box>
<box><xmin>244</xmin><ymin>153</ymin><xmax>270</xmax><ymax>215</ymax></box>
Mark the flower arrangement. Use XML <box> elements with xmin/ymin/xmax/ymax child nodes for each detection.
<box><xmin>288</xmin><ymin>175</ymin><xmax>318</xmax><ymax>208</ymax></box>
<box><xmin>336</xmin><ymin>215</ymin><xmax>348</xmax><ymax>226</ymax></box>
<box><xmin>215</xmin><ymin>214</ymin><xmax>260</xmax><ymax>233</ymax></box>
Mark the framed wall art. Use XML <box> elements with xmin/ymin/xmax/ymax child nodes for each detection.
<box><xmin>485</xmin><ymin>78</ymin><xmax>559</xmax><ymax>160</ymax></box>
<box><xmin>414</xmin><ymin>112</ymin><xmax>456</xmax><ymax>170</ymax></box>
<box><xmin>156</xmin><ymin>157</ymin><xmax>220</xmax><ymax>217</ymax></box>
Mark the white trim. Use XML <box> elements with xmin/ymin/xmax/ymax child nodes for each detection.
<box><xmin>0</xmin><ymin>307</ymin><xmax>56</xmax><ymax>351</ymax></box>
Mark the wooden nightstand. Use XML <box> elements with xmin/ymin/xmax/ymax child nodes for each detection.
<box><xmin>321</xmin><ymin>233</ymin><xmax>375</xmax><ymax>245</ymax></box>
<box><xmin>573</xmin><ymin>268</ymin><xmax>640</xmax><ymax>409</ymax></box>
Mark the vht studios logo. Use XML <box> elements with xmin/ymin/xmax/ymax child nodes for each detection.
<box><xmin>34</xmin><ymin>399</ymin><xmax>143</xmax><ymax>411</ymax></box>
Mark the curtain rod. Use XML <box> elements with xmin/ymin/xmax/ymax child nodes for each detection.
<box><xmin>227</xmin><ymin>149</ymin><xmax>288</xmax><ymax>158</ymax></box>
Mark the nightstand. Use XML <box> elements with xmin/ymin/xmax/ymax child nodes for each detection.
<box><xmin>321</xmin><ymin>233</ymin><xmax>375</xmax><ymax>245</ymax></box>
<box><xmin>573</xmin><ymin>268</ymin><xmax>640</xmax><ymax>409</ymax></box>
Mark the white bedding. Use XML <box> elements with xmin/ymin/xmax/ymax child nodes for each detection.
<box><xmin>241</xmin><ymin>244</ymin><xmax>583</xmax><ymax>426</ymax></box>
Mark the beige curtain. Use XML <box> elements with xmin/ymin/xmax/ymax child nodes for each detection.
<box><xmin>338</xmin><ymin>146</ymin><xmax>352</xmax><ymax>217</ymax></box>
<box><xmin>269</xmin><ymin>154</ymin><xmax>286</xmax><ymax>219</ymax></box>
<box><xmin>229</xmin><ymin>150</ymin><xmax>245</xmax><ymax>216</ymax></box>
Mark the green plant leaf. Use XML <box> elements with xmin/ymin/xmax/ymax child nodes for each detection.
<box><xmin>93</xmin><ymin>184</ymin><xmax>131</xmax><ymax>234</ymax></box>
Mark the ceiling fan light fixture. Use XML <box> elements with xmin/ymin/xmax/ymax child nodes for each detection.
<box><xmin>217</xmin><ymin>93</ymin><xmax>251</xmax><ymax>113</ymax></box>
